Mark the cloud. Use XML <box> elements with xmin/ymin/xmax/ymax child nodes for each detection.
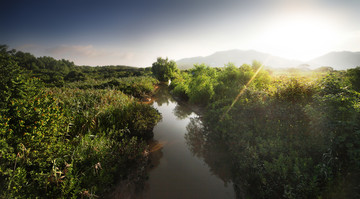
<box><xmin>40</xmin><ymin>44</ymin><xmax>139</xmax><ymax>66</ymax></box>
<box><xmin>46</xmin><ymin>44</ymin><xmax>135</xmax><ymax>60</ymax></box>
<box><xmin>113</xmin><ymin>51</ymin><xmax>135</xmax><ymax>60</ymax></box>
<box><xmin>13</xmin><ymin>43</ymin><xmax>150</xmax><ymax>66</ymax></box>
<box><xmin>46</xmin><ymin>45</ymin><xmax>106</xmax><ymax>57</ymax></box>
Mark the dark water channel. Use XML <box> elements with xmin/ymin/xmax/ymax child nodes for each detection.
<box><xmin>108</xmin><ymin>86</ymin><xmax>235</xmax><ymax>198</ymax></box>
<box><xmin>140</xmin><ymin>86</ymin><xmax>234</xmax><ymax>198</ymax></box>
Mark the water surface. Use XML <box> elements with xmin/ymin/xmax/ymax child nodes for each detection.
<box><xmin>140</xmin><ymin>86</ymin><xmax>235</xmax><ymax>199</ymax></box>
<box><xmin>109</xmin><ymin>86</ymin><xmax>235</xmax><ymax>198</ymax></box>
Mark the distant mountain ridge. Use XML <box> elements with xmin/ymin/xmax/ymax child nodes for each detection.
<box><xmin>308</xmin><ymin>51</ymin><xmax>360</xmax><ymax>70</ymax></box>
<box><xmin>176</xmin><ymin>49</ymin><xmax>360</xmax><ymax>70</ymax></box>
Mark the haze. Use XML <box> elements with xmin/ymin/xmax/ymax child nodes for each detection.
<box><xmin>1</xmin><ymin>0</ymin><xmax>359</xmax><ymax>67</ymax></box>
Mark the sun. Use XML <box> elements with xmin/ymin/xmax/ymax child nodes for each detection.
<box><xmin>255</xmin><ymin>14</ymin><xmax>341</xmax><ymax>61</ymax></box>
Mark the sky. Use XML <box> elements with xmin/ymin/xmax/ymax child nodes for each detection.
<box><xmin>1</xmin><ymin>0</ymin><xmax>360</xmax><ymax>67</ymax></box>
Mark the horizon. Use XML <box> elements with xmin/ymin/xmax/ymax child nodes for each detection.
<box><xmin>1</xmin><ymin>0</ymin><xmax>360</xmax><ymax>67</ymax></box>
<box><xmin>177</xmin><ymin>48</ymin><xmax>360</xmax><ymax>62</ymax></box>
<box><xmin>4</xmin><ymin>46</ymin><xmax>358</xmax><ymax>68</ymax></box>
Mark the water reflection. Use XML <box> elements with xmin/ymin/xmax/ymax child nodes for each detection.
<box><xmin>108</xmin><ymin>86</ymin><xmax>235</xmax><ymax>198</ymax></box>
<box><xmin>147</xmin><ymin>139</ymin><xmax>164</xmax><ymax>168</ymax></box>
<box><xmin>154</xmin><ymin>85</ymin><xmax>193</xmax><ymax>120</ymax></box>
<box><xmin>173</xmin><ymin>102</ymin><xmax>193</xmax><ymax>120</ymax></box>
<box><xmin>152</xmin><ymin>85</ymin><xmax>175</xmax><ymax>106</ymax></box>
<box><xmin>185</xmin><ymin>118</ymin><xmax>233</xmax><ymax>186</ymax></box>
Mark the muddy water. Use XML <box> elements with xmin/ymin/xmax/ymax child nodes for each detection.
<box><xmin>138</xmin><ymin>86</ymin><xmax>235</xmax><ymax>199</ymax></box>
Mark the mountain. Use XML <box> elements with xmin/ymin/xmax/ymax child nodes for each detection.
<box><xmin>176</xmin><ymin>49</ymin><xmax>360</xmax><ymax>70</ymax></box>
<box><xmin>176</xmin><ymin>49</ymin><xmax>303</xmax><ymax>69</ymax></box>
<box><xmin>306</xmin><ymin>51</ymin><xmax>360</xmax><ymax>70</ymax></box>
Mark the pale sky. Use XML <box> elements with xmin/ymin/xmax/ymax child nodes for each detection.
<box><xmin>1</xmin><ymin>0</ymin><xmax>359</xmax><ymax>67</ymax></box>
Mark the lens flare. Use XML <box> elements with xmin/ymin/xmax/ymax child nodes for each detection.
<box><xmin>220</xmin><ymin>56</ymin><xmax>272</xmax><ymax>121</ymax></box>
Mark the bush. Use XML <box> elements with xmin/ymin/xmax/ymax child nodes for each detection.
<box><xmin>151</xmin><ymin>57</ymin><xmax>178</xmax><ymax>82</ymax></box>
<box><xmin>64</xmin><ymin>71</ymin><xmax>86</xmax><ymax>82</ymax></box>
<box><xmin>0</xmin><ymin>75</ymin><xmax>69</xmax><ymax>197</ymax></box>
<box><xmin>179</xmin><ymin>66</ymin><xmax>360</xmax><ymax>198</ymax></box>
<box><xmin>0</xmin><ymin>47</ymin><xmax>162</xmax><ymax>197</ymax></box>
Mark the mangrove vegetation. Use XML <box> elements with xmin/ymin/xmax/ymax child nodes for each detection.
<box><xmin>1</xmin><ymin>44</ymin><xmax>360</xmax><ymax>198</ymax></box>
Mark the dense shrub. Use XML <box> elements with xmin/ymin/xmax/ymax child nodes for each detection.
<box><xmin>64</xmin><ymin>70</ymin><xmax>86</xmax><ymax>82</ymax></box>
<box><xmin>170</xmin><ymin>62</ymin><xmax>270</xmax><ymax>106</ymax></box>
<box><xmin>175</xmin><ymin>62</ymin><xmax>360</xmax><ymax>198</ymax></box>
<box><xmin>72</xmin><ymin>76</ymin><xmax>160</xmax><ymax>98</ymax></box>
<box><xmin>151</xmin><ymin>57</ymin><xmax>178</xmax><ymax>82</ymax></box>
<box><xmin>346</xmin><ymin>66</ymin><xmax>360</xmax><ymax>92</ymax></box>
<box><xmin>0</xmin><ymin>47</ymin><xmax>162</xmax><ymax>198</ymax></box>
<box><xmin>97</xmin><ymin>102</ymin><xmax>162</xmax><ymax>140</ymax></box>
<box><xmin>0</xmin><ymin>52</ymin><xmax>70</xmax><ymax>197</ymax></box>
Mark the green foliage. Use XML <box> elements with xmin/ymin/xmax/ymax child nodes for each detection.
<box><xmin>33</xmin><ymin>70</ymin><xmax>65</xmax><ymax>87</ymax></box>
<box><xmin>173</xmin><ymin>60</ymin><xmax>360</xmax><ymax>198</ymax></box>
<box><xmin>346</xmin><ymin>66</ymin><xmax>360</xmax><ymax>92</ymax></box>
<box><xmin>64</xmin><ymin>76</ymin><xmax>159</xmax><ymax>99</ymax></box>
<box><xmin>92</xmin><ymin>76</ymin><xmax>159</xmax><ymax>98</ymax></box>
<box><xmin>79</xmin><ymin>65</ymin><xmax>148</xmax><ymax>80</ymax></box>
<box><xmin>0</xmin><ymin>50</ymin><xmax>25</xmax><ymax>109</ymax></box>
<box><xmin>274</xmin><ymin>78</ymin><xmax>314</xmax><ymax>104</ymax></box>
<box><xmin>0</xmin><ymin>62</ymin><xmax>69</xmax><ymax>197</ymax></box>
<box><xmin>1</xmin><ymin>45</ymin><xmax>149</xmax><ymax>87</ymax></box>
<box><xmin>251</xmin><ymin>62</ymin><xmax>271</xmax><ymax>90</ymax></box>
<box><xmin>64</xmin><ymin>70</ymin><xmax>86</xmax><ymax>82</ymax></box>
<box><xmin>50</xmin><ymin>88</ymin><xmax>132</xmax><ymax>137</ymax></box>
<box><xmin>45</xmin><ymin>88</ymin><xmax>161</xmax><ymax>197</ymax></box>
<box><xmin>36</xmin><ymin>56</ymin><xmax>74</xmax><ymax>72</ymax></box>
<box><xmin>314</xmin><ymin>73</ymin><xmax>360</xmax><ymax>171</ymax></box>
<box><xmin>170</xmin><ymin>71</ymin><xmax>190</xmax><ymax>100</ymax></box>
<box><xmin>0</xmin><ymin>45</ymin><xmax>162</xmax><ymax>198</ymax></box>
<box><xmin>197</xmin><ymin>82</ymin><xmax>321</xmax><ymax>198</ymax></box>
<box><xmin>151</xmin><ymin>57</ymin><xmax>178</xmax><ymax>82</ymax></box>
<box><xmin>97</xmin><ymin>103</ymin><xmax>162</xmax><ymax>140</ymax></box>
<box><xmin>169</xmin><ymin>61</ymin><xmax>270</xmax><ymax>106</ymax></box>
<box><xmin>313</xmin><ymin>66</ymin><xmax>334</xmax><ymax>73</ymax></box>
<box><xmin>64</xmin><ymin>134</ymin><xmax>147</xmax><ymax>197</ymax></box>
<box><xmin>187</xmin><ymin>64</ymin><xmax>217</xmax><ymax>105</ymax></box>
<box><xmin>4</xmin><ymin>44</ymin><xmax>359</xmax><ymax>198</ymax></box>
<box><xmin>214</xmin><ymin>63</ymin><xmax>254</xmax><ymax>100</ymax></box>
<box><xmin>14</xmin><ymin>51</ymin><xmax>39</xmax><ymax>70</ymax></box>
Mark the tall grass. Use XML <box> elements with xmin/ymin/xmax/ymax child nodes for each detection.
<box><xmin>65</xmin><ymin>76</ymin><xmax>159</xmax><ymax>98</ymax></box>
<box><xmin>2</xmin><ymin>82</ymin><xmax>161</xmax><ymax>198</ymax></box>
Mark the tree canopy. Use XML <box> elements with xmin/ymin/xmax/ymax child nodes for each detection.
<box><xmin>151</xmin><ymin>57</ymin><xmax>178</xmax><ymax>82</ymax></box>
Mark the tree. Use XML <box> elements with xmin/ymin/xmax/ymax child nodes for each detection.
<box><xmin>187</xmin><ymin>64</ymin><xmax>217</xmax><ymax>105</ymax></box>
<box><xmin>64</xmin><ymin>70</ymin><xmax>86</xmax><ymax>82</ymax></box>
<box><xmin>346</xmin><ymin>66</ymin><xmax>360</xmax><ymax>92</ymax></box>
<box><xmin>151</xmin><ymin>57</ymin><xmax>178</xmax><ymax>82</ymax></box>
<box><xmin>0</xmin><ymin>47</ymin><xmax>69</xmax><ymax>197</ymax></box>
<box><xmin>0</xmin><ymin>46</ymin><xmax>26</xmax><ymax>109</ymax></box>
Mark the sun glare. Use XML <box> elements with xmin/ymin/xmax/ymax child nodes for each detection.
<box><xmin>255</xmin><ymin>14</ymin><xmax>341</xmax><ymax>61</ymax></box>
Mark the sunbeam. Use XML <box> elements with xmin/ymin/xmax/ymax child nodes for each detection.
<box><xmin>220</xmin><ymin>56</ymin><xmax>272</xmax><ymax>121</ymax></box>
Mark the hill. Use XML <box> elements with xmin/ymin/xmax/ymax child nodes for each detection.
<box><xmin>176</xmin><ymin>49</ymin><xmax>303</xmax><ymax>69</ymax></box>
<box><xmin>307</xmin><ymin>51</ymin><xmax>360</xmax><ymax>70</ymax></box>
<box><xmin>176</xmin><ymin>49</ymin><xmax>360</xmax><ymax>70</ymax></box>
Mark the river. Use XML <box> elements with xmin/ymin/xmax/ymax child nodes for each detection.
<box><xmin>141</xmin><ymin>86</ymin><xmax>234</xmax><ymax>198</ymax></box>
<box><xmin>108</xmin><ymin>86</ymin><xmax>235</xmax><ymax>198</ymax></box>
